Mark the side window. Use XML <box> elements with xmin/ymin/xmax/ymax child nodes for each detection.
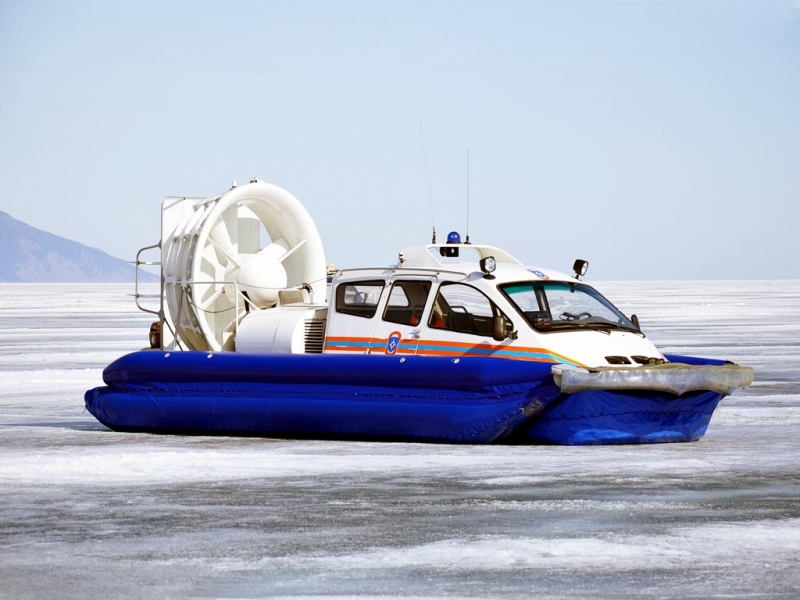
<box><xmin>335</xmin><ymin>280</ymin><xmax>385</xmax><ymax>318</ymax></box>
<box><xmin>429</xmin><ymin>283</ymin><xmax>509</xmax><ymax>336</ymax></box>
<box><xmin>383</xmin><ymin>281</ymin><xmax>431</xmax><ymax>326</ymax></box>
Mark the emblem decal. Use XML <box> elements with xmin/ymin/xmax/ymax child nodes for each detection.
<box><xmin>528</xmin><ymin>269</ymin><xmax>549</xmax><ymax>280</ymax></box>
<box><xmin>385</xmin><ymin>331</ymin><xmax>402</xmax><ymax>355</ymax></box>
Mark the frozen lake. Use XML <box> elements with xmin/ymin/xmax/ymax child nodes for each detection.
<box><xmin>1</xmin><ymin>281</ymin><xmax>799</xmax><ymax>599</ymax></box>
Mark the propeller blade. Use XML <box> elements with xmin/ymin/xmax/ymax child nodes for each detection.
<box><xmin>257</xmin><ymin>239</ymin><xmax>290</xmax><ymax>260</ymax></box>
<box><xmin>208</xmin><ymin>220</ymin><xmax>241</xmax><ymax>269</ymax></box>
<box><xmin>276</xmin><ymin>238</ymin><xmax>307</xmax><ymax>263</ymax></box>
<box><xmin>198</xmin><ymin>286</ymin><xmax>225</xmax><ymax>311</ymax></box>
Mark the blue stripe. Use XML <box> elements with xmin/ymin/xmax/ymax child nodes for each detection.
<box><xmin>325</xmin><ymin>340</ymin><xmax>580</xmax><ymax>367</ymax></box>
<box><xmin>413</xmin><ymin>343</ymin><xmax>578</xmax><ymax>365</ymax></box>
<box><xmin>325</xmin><ymin>340</ymin><xmax>384</xmax><ymax>349</ymax></box>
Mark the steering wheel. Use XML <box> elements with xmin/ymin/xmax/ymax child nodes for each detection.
<box><xmin>559</xmin><ymin>311</ymin><xmax>592</xmax><ymax>321</ymax></box>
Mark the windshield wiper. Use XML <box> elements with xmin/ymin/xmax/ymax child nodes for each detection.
<box><xmin>599</xmin><ymin>322</ymin><xmax>646</xmax><ymax>336</ymax></box>
<box><xmin>537</xmin><ymin>320</ymin><xmax>643</xmax><ymax>336</ymax></box>
<box><xmin>536</xmin><ymin>321</ymin><xmax>611</xmax><ymax>334</ymax></box>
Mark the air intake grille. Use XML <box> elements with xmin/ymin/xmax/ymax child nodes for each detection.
<box><xmin>304</xmin><ymin>319</ymin><xmax>325</xmax><ymax>353</ymax></box>
<box><xmin>606</xmin><ymin>355</ymin><xmax>632</xmax><ymax>365</ymax></box>
<box><xmin>631</xmin><ymin>355</ymin><xmax>666</xmax><ymax>365</ymax></box>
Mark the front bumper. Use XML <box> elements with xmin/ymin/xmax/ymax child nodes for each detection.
<box><xmin>552</xmin><ymin>362</ymin><xmax>754</xmax><ymax>396</ymax></box>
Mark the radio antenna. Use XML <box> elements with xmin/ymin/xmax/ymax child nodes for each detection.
<box><xmin>419</xmin><ymin>109</ymin><xmax>436</xmax><ymax>243</ymax></box>
<box><xmin>465</xmin><ymin>148</ymin><xmax>470</xmax><ymax>244</ymax></box>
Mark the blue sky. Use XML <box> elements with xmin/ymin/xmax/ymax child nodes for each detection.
<box><xmin>1</xmin><ymin>0</ymin><xmax>798</xmax><ymax>279</ymax></box>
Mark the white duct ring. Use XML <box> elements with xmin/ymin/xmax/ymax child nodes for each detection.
<box><xmin>162</xmin><ymin>181</ymin><xmax>327</xmax><ymax>351</ymax></box>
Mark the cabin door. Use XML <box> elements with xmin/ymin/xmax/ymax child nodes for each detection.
<box><xmin>371</xmin><ymin>279</ymin><xmax>434</xmax><ymax>356</ymax></box>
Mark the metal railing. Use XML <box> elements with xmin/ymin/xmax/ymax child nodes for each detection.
<box><xmin>132</xmin><ymin>242</ymin><xmax>162</xmax><ymax>317</ymax></box>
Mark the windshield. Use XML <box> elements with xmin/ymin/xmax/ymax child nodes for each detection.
<box><xmin>500</xmin><ymin>281</ymin><xmax>637</xmax><ymax>333</ymax></box>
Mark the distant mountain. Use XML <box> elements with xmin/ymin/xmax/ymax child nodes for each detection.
<box><xmin>0</xmin><ymin>211</ymin><xmax>158</xmax><ymax>283</ymax></box>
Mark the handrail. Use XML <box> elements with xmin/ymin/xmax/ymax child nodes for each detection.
<box><xmin>134</xmin><ymin>242</ymin><xmax>161</xmax><ymax>317</ymax></box>
<box><xmin>181</xmin><ymin>279</ymin><xmax>259</xmax><ymax>347</ymax></box>
<box><xmin>336</xmin><ymin>266</ymin><xmax>473</xmax><ymax>278</ymax></box>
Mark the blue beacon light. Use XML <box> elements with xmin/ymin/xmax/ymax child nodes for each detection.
<box><xmin>440</xmin><ymin>231</ymin><xmax>462</xmax><ymax>257</ymax></box>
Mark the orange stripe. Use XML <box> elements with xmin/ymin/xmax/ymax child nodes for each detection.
<box><xmin>414</xmin><ymin>348</ymin><xmax>561</xmax><ymax>363</ymax></box>
<box><xmin>324</xmin><ymin>335</ymin><xmax>582</xmax><ymax>366</ymax></box>
<box><xmin>413</xmin><ymin>340</ymin><xmax>581</xmax><ymax>364</ymax></box>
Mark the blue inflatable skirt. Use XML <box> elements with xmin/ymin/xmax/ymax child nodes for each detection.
<box><xmin>85</xmin><ymin>351</ymin><xmax>728</xmax><ymax>445</ymax></box>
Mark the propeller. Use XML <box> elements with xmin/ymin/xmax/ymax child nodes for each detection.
<box><xmin>161</xmin><ymin>181</ymin><xmax>327</xmax><ymax>352</ymax></box>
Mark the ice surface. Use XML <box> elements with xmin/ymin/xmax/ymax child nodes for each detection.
<box><xmin>1</xmin><ymin>281</ymin><xmax>799</xmax><ymax>599</ymax></box>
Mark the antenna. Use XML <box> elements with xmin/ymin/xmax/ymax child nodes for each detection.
<box><xmin>419</xmin><ymin>109</ymin><xmax>436</xmax><ymax>243</ymax></box>
<box><xmin>465</xmin><ymin>148</ymin><xmax>470</xmax><ymax>244</ymax></box>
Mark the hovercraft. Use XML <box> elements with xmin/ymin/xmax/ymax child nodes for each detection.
<box><xmin>85</xmin><ymin>180</ymin><xmax>753</xmax><ymax>444</ymax></box>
